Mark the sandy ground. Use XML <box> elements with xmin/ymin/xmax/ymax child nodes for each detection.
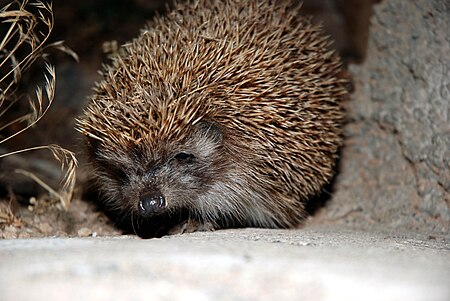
<box><xmin>0</xmin><ymin>226</ymin><xmax>448</xmax><ymax>301</ymax></box>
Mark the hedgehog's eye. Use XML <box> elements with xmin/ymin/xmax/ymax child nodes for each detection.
<box><xmin>174</xmin><ymin>152</ymin><xmax>195</xmax><ymax>162</ymax></box>
<box><xmin>98</xmin><ymin>161</ymin><xmax>128</xmax><ymax>183</ymax></box>
<box><xmin>111</xmin><ymin>167</ymin><xmax>128</xmax><ymax>183</ymax></box>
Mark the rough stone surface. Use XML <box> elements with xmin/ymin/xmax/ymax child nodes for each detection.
<box><xmin>0</xmin><ymin>227</ymin><xmax>449</xmax><ymax>301</ymax></box>
<box><xmin>308</xmin><ymin>0</ymin><xmax>450</xmax><ymax>235</ymax></box>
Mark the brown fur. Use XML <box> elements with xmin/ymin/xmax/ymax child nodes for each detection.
<box><xmin>76</xmin><ymin>0</ymin><xmax>347</xmax><ymax>236</ymax></box>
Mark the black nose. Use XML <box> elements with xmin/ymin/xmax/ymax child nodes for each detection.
<box><xmin>138</xmin><ymin>191</ymin><xmax>166</xmax><ymax>217</ymax></box>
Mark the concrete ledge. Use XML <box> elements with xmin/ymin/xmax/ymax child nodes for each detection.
<box><xmin>0</xmin><ymin>227</ymin><xmax>449</xmax><ymax>301</ymax></box>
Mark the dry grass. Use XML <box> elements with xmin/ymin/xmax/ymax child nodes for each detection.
<box><xmin>0</xmin><ymin>188</ymin><xmax>23</xmax><ymax>227</ymax></box>
<box><xmin>0</xmin><ymin>0</ymin><xmax>78</xmax><ymax>211</ymax></box>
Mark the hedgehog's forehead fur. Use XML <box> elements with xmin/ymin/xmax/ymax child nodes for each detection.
<box><xmin>79</xmin><ymin>85</ymin><xmax>216</xmax><ymax>153</ymax></box>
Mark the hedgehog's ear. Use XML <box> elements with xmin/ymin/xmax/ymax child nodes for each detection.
<box><xmin>194</xmin><ymin>120</ymin><xmax>222</xmax><ymax>144</ymax></box>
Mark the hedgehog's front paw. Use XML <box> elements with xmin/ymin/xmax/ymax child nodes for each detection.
<box><xmin>167</xmin><ymin>219</ymin><xmax>215</xmax><ymax>235</ymax></box>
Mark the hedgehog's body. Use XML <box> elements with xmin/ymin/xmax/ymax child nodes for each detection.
<box><xmin>77</xmin><ymin>0</ymin><xmax>347</xmax><ymax>237</ymax></box>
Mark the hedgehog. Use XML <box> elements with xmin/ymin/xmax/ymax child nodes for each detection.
<box><xmin>76</xmin><ymin>0</ymin><xmax>347</xmax><ymax>237</ymax></box>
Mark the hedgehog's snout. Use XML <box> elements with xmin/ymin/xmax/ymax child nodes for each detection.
<box><xmin>138</xmin><ymin>190</ymin><xmax>166</xmax><ymax>217</ymax></box>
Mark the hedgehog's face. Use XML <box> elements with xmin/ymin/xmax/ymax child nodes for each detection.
<box><xmin>88</xmin><ymin>121</ymin><xmax>225</xmax><ymax>220</ymax></box>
